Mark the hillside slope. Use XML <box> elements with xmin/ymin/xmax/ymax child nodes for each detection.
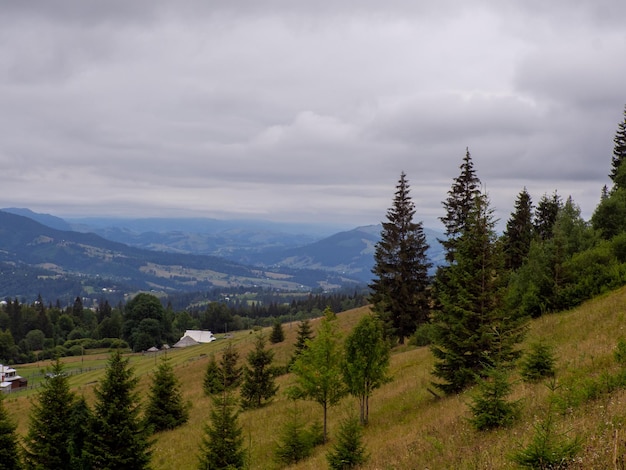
<box><xmin>7</xmin><ymin>286</ymin><xmax>626</xmax><ymax>468</ymax></box>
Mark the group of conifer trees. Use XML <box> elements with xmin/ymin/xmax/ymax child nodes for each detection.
<box><xmin>0</xmin><ymin>350</ymin><xmax>188</xmax><ymax>470</ymax></box>
<box><xmin>201</xmin><ymin>308</ymin><xmax>389</xmax><ymax>469</ymax></box>
<box><xmin>369</xmin><ymin>104</ymin><xmax>626</xmax><ymax>394</ymax></box>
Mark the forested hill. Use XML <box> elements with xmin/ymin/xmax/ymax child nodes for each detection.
<box><xmin>0</xmin><ymin>210</ymin><xmax>358</xmax><ymax>300</ymax></box>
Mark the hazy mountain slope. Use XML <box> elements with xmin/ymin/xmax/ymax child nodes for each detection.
<box><xmin>2</xmin><ymin>207</ymin><xmax>72</xmax><ymax>231</ymax></box>
<box><xmin>239</xmin><ymin>225</ymin><xmax>445</xmax><ymax>282</ymax></box>
<box><xmin>0</xmin><ymin>210</ymin><xmax>355</xmax><ymax>300</ymax></box>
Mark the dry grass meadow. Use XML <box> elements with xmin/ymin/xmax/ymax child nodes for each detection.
<box><xmin>6</xmin><ymin>285</ymin><xmax>626</xmax><ymax>469</ymax></box>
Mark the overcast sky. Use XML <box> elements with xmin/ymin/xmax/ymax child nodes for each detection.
<box><xmin>1</xmin><ymin>1</ymin><xmax>625</xmax><ymax>231</ymax></box>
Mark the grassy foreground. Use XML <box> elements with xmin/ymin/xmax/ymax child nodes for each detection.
<box><xmin>6</xmin><ymin>286</ymin><xmax>626</xmax><ymax>469</ymax></box>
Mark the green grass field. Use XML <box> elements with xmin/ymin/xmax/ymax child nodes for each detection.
<box><xmin>6</xmin><ymin>286</ymin><xmax>626</xmax><ymax>468</ymax></box>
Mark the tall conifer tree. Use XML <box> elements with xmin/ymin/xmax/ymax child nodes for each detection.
<box><xmin>439</xmin><ymin>148</ymin><xmax>482</xmax><ymax>264</ymax></box>
<box><xmin>610</xmin><ymin>105</ymin><xmax>626</xmax><ymax>189</ymax></box>
<box><xmin>431</xmin><ymin>194</ymin><xmax>527</xmax><ymax>393</ymax></box>
<box><xmin>0</xmin><ymin>392</ymin><xmax>21</xmax><ymax>470</ymax></box>
<box><xmin>503</xmin><ymin>187</ymin><xmax>534</xmax><ymax>271</ymax></box>
<box><xmin>83</xmin><ymin>350</ymin><xmax>152</xmax><ymax>469</ymax></box>
<box><xmin>23</xmin><ymin>358</ymin><xmax>76</xmax><ymax>469</ymax></box>
<box><xmin>534</xmin><ymin>191</ymin><xmax>562</xmax><ymax>241</ymax></box>
<box><xmin>369</xmin><ymin>172</ymin><xmax>431</xmax><ymax>344</ymax></box>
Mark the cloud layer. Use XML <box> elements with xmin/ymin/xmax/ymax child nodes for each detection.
<box><xmin>1</xmin><ymin>0</ymin><xmax>624</xmax><ymax>229</ymax></box>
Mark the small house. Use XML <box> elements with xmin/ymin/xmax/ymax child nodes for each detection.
<box><xmin>1</xmin><ymin>364</ymin><xmax>28</xmax><ymax>393</ymax></box>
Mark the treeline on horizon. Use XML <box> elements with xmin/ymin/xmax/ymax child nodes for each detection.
<box><xmin>0</xmin><ymin>287</ymin><xmax>368</xmax><ymax>364</ymax></box>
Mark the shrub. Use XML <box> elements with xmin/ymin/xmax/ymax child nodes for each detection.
<box><xmin>615</xmin><ymin>338</ymin><xmax>626</xmax><ymax>364</ymax></box>
<box><xmin>408</xmin><ymin>322</ymin><xmax>435</xmax><ymax>347</ymax></box>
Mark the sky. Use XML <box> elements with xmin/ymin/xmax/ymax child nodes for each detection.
<box><xmin>1</xmin><ymin>0</ymin><xmax>625</xmax><ymax>231</ymax></box>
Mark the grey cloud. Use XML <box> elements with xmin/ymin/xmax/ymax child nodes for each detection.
<box><xmin>0</xmin><ymin>1</ymin><xmax>624</xmax><ymax>229</ymax></box>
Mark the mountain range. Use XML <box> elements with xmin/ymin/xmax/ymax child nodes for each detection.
<box><xmin>0</xmin><ymin>208</ymin><xmax>444</xmax><ymax>302</ymax></box>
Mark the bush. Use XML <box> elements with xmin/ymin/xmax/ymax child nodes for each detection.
<box><xmin>615</xmin><ymin>338</ymin><xmax>626</xmax><ymax>364</ymax></box>
<box><xmin>68</xmin><ymin>345</ymin><xmax>84</xmax><ymax>357</ymax></box>
<box><xmin>408</xmin><ymin>322</ymin><xmax>435</xmax><ymax>347</ymax></box>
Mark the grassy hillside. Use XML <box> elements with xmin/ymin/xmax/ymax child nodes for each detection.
<box><xmin>6</xmin><ymin>286</ymin><xmax>626</xmax><ymax>469</ymax></box>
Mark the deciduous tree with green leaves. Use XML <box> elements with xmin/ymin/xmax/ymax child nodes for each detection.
<box><xmin>369</xmin><ymin>172</ymin><xmax>431</xmax><ymax>344</ymax></box>
<box><xmin>290</xmin><ymin>307</ymin><xmax>346</xmax><ymax>442</ymax></box>
<box><xmin>145</xmin><ymin>355</ymin><xmax>189</xmax><ymax>433</ymax></box>
<box><xmin>343</xmin><ymin>315</ymin><xmax>390</xmax><ymax>425</ymax></box>
<box><xmin>83</xmin><ymin>350</ymin><xmax>152</xmax><ymax>470</ymax></box>
<box><xmin>23</xmin><ymin>358</ymin><xmax>76</xmax><ymax>470</ymax></box>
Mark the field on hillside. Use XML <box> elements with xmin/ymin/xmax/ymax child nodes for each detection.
<box><xmin>7</xmin><ymin>287</ymin><xmax>626</xmax><ymax>469</ymax></box>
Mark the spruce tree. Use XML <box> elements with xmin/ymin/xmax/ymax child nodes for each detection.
<box><xmin>83</xmin><ymin>350</ymin><xmax>152</xmax><ymax>470</ymax></box>
<box><xmin>326</xmin><ymin>415</ymin><xmax>369</xmax><ymax>470</ymax></box>
<box><xmin>220</xmin><ymin>342</ymin><xmax>243</xmax><ymax>390</ymax></box>
<box><xmin>503</xmin><ymin>187</ymin><xmax>534</xmax><ymax>271</ymax></box>
<box><xmin>240</xmin><ymin>335</ymin><xmax>278</xmax><ymax>409</ymax></box>
<box><xmin>610</xmin><ymin>105</ymin><xmax>626</xmax><ymax>189</ymax></box>
<box><xmin>145</xmin><ymin>356</ymin><xmax>189</xmax><ymax>433</ymax></box>
<box><xmin>198</xmin><ymin>391</ymin><xmax>245</xmax><ymax>470</ymax></box>
<box><xmin>439</xmin><ymin>148</ymin><xmax>482</xmax><ymax>263</ymax></box>
<box><xmin>519</xmin><ymin>341</ymin><xmax>556</xmax><ymax>382</ymax></box>
<box><xmin>269</xmin><ymin>320</ymin><xmax>285</xmax><ymax>344</ymax></box>
<box><xmin>343</xmin><ymin>315</ymin><xmax>390</xmax><ymax>425</ymax></box>
<box><xmin>203</xmin><ymin>353</ymin><xmax>224</xmax><ymax>396</ymax></box>
<box><xmin>534</xmin><ymin>191</ymin><xmax>562</xmax><ymax>241</ymax></box>
<box><xmin>431</xmin><ymin>194</ymin><xmax>528</xmax><ymax>393</ymax></box>
<box><xmin>290</xmin><ymin>307</ymin><xmax>346</xmax><ymax>442</ymax></box>
<box><xmin>0</xmin><ymin>392</ymin><xmax>21</xmax><ymax>470</ymax></box>
<box><xmin>23</xmin><ymin>358</ymin><xmax>76</xmax><ymax>470</ymax></box>
<box><xmin>290</xmin><ymin>319</ymin><xmax>314</xmax><ymax>365</ymax></box>
<box><xmin>468</xmin><ymin>366</ymin><xmax>520</xmax><ymax>431</ymax></box>
<box><xmin>68</xmin><ymin>396</ymin><xmax>91</xmax><ymax>470</ymax></box>
<box><xmin>273</xmin><ymin>400</ymin><xmax>319</xmax><ymax>465</ymax></box>
<box><xmin>203</xmin><ymin>343</ymin><xmax>242</xmax><ymax>396</ymax></box>
<box><xmin>369</xmin><ymin>172</ymin><xmax>431</xmax><ymax>344</ymax></box>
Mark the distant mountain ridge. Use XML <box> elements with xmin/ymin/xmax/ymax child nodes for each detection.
<box><xmin>0</xmin><ymin>210</ymin><xmax>358</xmax><ymax>301</ymax></box>
<box><xmin>0</xmin><ymin>208</ymin><xmax>446</xmax><ymax>299</ymax></box>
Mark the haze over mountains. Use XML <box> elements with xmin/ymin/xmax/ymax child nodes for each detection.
<box><xmin>0</xmin><ymin>207</ymin><xmax>444</xmax><ymax>301</ymax></box>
